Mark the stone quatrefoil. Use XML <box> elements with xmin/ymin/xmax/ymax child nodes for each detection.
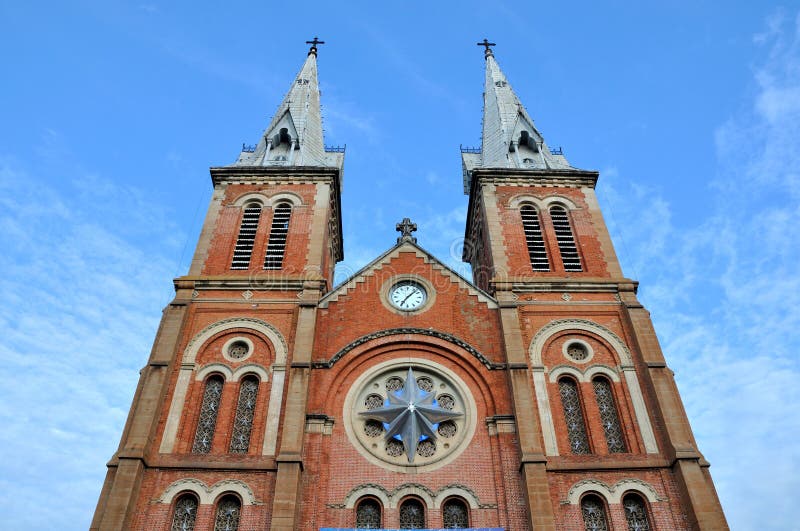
<box><xmin>358</xmin><ymin>368</ymin><xmax>463</xmax><ymax>462</ymax></box>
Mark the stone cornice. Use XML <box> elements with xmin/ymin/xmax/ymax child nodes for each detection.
<box><xmin>470</xmin><ymin>168</ymin><xmax>599</xmax><ymax>188</ymax></box>
<box><xmin>209</xmin><ymin>165</ymin><xmax>340</xmax><ymax>185</ymax></box>
<box><xmin>174</xmin><ymin>275</ymin><xmax>327</xmax><ymax>292</ymax></box>
<box><xmin>492</xmin><ymin>277</ymin><xmax>639</xmax><ymax>294</ymax></box>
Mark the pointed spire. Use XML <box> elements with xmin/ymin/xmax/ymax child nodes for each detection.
<box><xmin>461</xmin><ymin>42</ymin><xmax>578</xmax><ymax>191</ymax></box>
<box><xmin>233</xmin><ymin>41</ymin><xmax>343</xmax><ymax>169</ymax></box>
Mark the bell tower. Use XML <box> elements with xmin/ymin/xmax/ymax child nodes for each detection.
<box><xmin>462</xmin><ymin>42</ymin><xmax>728</xmax><ymax>529</ymax></box>
<box><xmin>91</xmin><ymin>41</ymin><xmax>344</xmax><ymax>530</ymax></box>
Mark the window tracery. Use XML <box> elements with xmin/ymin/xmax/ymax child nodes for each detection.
<box><xmin>213</xmin><ymin>495</ymin><xmax>241</xmax><ymax>531</ymax></box>
<box><xmin>442</xmin><ymin>498</ymin><xmax>469</xmax><ymax>528</ymax></box>
<box><xmin>192</xmin><ymin>376</ymin><xmax>224</xmax><ymax>453</ymax></box>
<box><xmin>593</xmin><ymin>377</ymin><xmax>627</xmax><ymax>453</ymax></box>
<box><xmin>355</xmin><ymin>498</ymin><xmax>382</xmax><ymax>529</ymax></box>
<box><xmin>623</xmin><ymin>493</ymin><xmax>652</xmax><ymax>530</ymax></box>
<box><xmin>558</xmin><ymin>377</ymin><xmax>590</xmax><ymax>454</ymax></box>
<box><xmin>398</xmin><ymin>498</ymin><xmax>425</xmax><ymax>529</ymax></box>
<box><xmin>229</xmin><ymin>377</ymin><xmax>259</xmax><ymax>453</ymax></box>
<box><xmin>170</xmin><ymin>493</ymin><xmax>198</xmax><ymax>531</ymax></box>
<box><xmin>581</xmin><ymin>494</ymin><xmax>609</xmax><ymax>531</ymax></box>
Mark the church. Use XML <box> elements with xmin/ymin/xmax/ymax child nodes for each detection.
<box><xmin>91</xmin><ymin>40</ymin><xmax>728</xmax><ymax>530</ymax></box>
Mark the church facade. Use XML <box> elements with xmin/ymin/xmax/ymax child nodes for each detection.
<box><xmin>91</xmin><ymin>42</ymin><xmax>729</xmax><ymax>530</ymax></box>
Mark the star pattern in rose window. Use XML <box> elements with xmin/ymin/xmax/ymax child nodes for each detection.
<box><xmin>358</xmin><ymin>367</ymin><xmax>463</xmax><ymax>462</ymax></box>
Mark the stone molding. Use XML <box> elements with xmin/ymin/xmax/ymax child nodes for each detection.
<box><xmin>547</xmin><ymin>363</ymin><xmax>620</xmax><ymax>383</ymax></box>
<box><xmin>157</xmin><ymin>478</ymin><xmax>259</xmax><ymax>505</ymax></box>
<box><xmin>563</xmin><ymin>478</ymin><xmax>662</xmax><ymax>505</ymax></box>
<box><xmin>182</xmin><ymin>317</ymin><xmax>288</xmax><ymax>365</ymax></box>
<box><xmin>339</xmin><ymin>482</ymin><xmax>489</xmax><ymax>510</ymax></box>
<box><xmin>508</xmin><ymin>193</ymin><xmax>579</xmax><ymax>211</ymax></box>
<box><xmin>195</xmin><ymin>362</ymin><xmax>271</xmax><ymax>383</ymax></box>
<box><xmin>529</xmin><ymin>318</ymin><xmax>633</xmax><ymax>368</ymax></box>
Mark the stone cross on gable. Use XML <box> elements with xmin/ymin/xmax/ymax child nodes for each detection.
<box><xmin>396</xmin><ymin>218</ymin><xmax>418</xmax><ymax>243</ymax></box>
<box><xmin>477</xmin><ymin>38</ymin><xmax>496</xmax><ymax>57</ymax></box>
<box><xmin>306</xmin><ymin>36</ymin><xmax>325</xmax><ymax>56</ymax></box>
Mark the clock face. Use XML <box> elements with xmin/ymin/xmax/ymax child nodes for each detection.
<box><xmin>389</xmin><ymin>281</ymin><xmax>427</xmax><ymax>311</ymax></box>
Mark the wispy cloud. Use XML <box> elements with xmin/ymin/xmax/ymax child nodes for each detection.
<box><xmin>0</xmin><ymin>148</ymin><xmax>181</xmax><ymax>528</ymax></box>
<box><xmin>598</xmin><ymin>10</ymin><xmax>800</xmax><ymax>528</ymax></box>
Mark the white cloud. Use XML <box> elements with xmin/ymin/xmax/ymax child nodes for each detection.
<box><xmin>598</xmin><ymin>11</ymin><xmax>800</xmax><ymax>529</ymax></box>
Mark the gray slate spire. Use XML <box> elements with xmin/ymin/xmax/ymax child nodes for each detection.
<box><xmin>233</xmin><ymin>50</ymin><xmax>343</xmax><ymax>169</ymax></box>
<box><xmin>461</xmin><ymin>49</ymin><xmax>579</xmax><ymax>192</ymax></box>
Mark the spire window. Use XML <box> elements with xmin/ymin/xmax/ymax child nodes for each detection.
<box><xmin>192</xmin><ymin>376</ymin><xmax>223</xmax><ymax>453</ymax></box>
<box><xmin>355</xmin><ymin>498</ymin><xmax>382</xmax><ymax>529</ymax></box>
<box><xmin>592</xmin><ymin>377</ymin><xmax>627</xmax><ymax>453</ymax></box>
<box><xmin>229</xmin><ymin>377</ymin><xmax>259</xmax><ymax>453</ymax></box>
<box><xmin>170</xmin><ymin>493</ymin><xmax>198</xmax><ymax>531</ymax></box>
<box><xmin>520</xmin><ymin>205</ymin><xmax>549</xmax><ymax>271</ymax></box>
<box><xmin>558</xmin><ymin>377</ymin><xmax>590</xmax><ymax>454</ymax></box>
<box><xmin>213</xmin><ymin>495</ymin><xmax>241</xmax><ymax>531</ymax></box>
<box><xmin>549</xmin><ymin>205</ymin><xmax>582</xmax><ymax>272</ymax></box>
<box><xmin>581</xmin><ymin>494</ymin><xmax>609</xmax><ymax>531</ymax></box>
<box><xmin>230</xmin><ymin>204</ymin><xmax>262</xmax><ymax>270</ymax></box>
<box><xmin>623</xmin><ymin>493</ymin><xmax>652</xmax><ymax>531</ymax></box>
<box><xmin>264</xmin><ymin>203</ymin><xmax>292</xmax><ymax>270</ymax></box>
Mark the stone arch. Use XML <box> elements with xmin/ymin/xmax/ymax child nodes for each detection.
<box><xmin>390</xmin><ymin>483</ymin><xmax>435</xmax><ymax>509</ymax></box>
<box><xmin>433</xmin><ymin>485</ymin><xmax>480</xmax><ymax>509</ymax></box>
<box><xmin>195</xmin><ymin>363</ymin><xmax>234</xmax><ymax>382</ymax></box>
<box><xmin>343</xmin><ymin>484</ymin><xmax>391</xmax><ymax>509</ymax></box>
<box><xmin>509</xmin><ymin>194</ymin><xmax>579</xmax><ymax>211</ymax></box>
<box><xmin>267</xmin><ymin>191</ymin><xmax>303</xmax><ymax>207</ymax></box>
<box><xmin>547</xmin><ymin>365</ymin><xmax>584</xmax><ymax>383</ymax></box>
<box><xmin>565</xmin><ymin>478</ymin><xmax>661</xmax><ymax>505</ymax></box>
<box><xmin>231</xmin><ymin>363</ymin><xmax>270</xmax><ymax>382</ymax></box>
<box><xmin>565</xmin><ymin>479</ymin><xmax>614</xmax><ymax>505</ymax></box>
<box><xmin>158</xmin><ymin>478</ymin><xmax>257</xmax><ymax>505</ymax></box>
<box><xmin>548</xmin><ymin>364</ymin><xmax>621</xmax><ymax>383</ymax></box>
<box><xmin>232</xmin><ymin>192</ymin><xmax>269</xmax><ymax>207</ymax></box>
<box><xmin>182</xmin><ymin>317</ymin><xmax>288</xmax><ymax>365</ymax></box>
<box><xmin>610</xmin><ymin>479</ymin><xmax>661</xmax><ymax>504</ymax></box>
<box><xmin>530</xmin><ymin>318</ymin><xmax>633</xmax><ymax>369</ymax></box>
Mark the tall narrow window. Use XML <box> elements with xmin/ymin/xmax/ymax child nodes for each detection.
<box><xmin>623</xmin><ymin>493</ymin><xmax>652</xmax><ymax>531</ymax></box>
<box><xmin>581</xmin><ymin>494</ymin><xmax>609</xmax><ymax>531</ymax></box>
<box><xmin>549</xmin><ymin>205</ymin><xmax>582</xmax><ymax>272</ymax></box>
<box><xmin>192</xmin><ymin>376</ymin><xmax>223</xmax><ymax>453</ymax></box>
<box><xmin>559</xmin><ymin>377</ymin><xmax>590</xmax><ymax>454</ymax></box>
<box><xmin>230</xmin><ymin>204</ymin><xmax>262</xmax><ymax>269</ymax></box>
<box><xmin>593</xmin><ymin>377</ymin><xmax>627</xmax><ymax>453</ymax></box>
<box><xmin>213</xmin><ymin>495</ymin><xmax>241</xmax><ymax>531</ymax></box>
<box><xmin>442</xmin><ymin>498</ymin><xmax>469</xmax><ymax>528</ymax></box>
<box><xmin>229</xmin><ymin>376</ymin><xmax>259</xmax><ymax>453</ymax></box>
<box><xmin>398</xmin><ymin>498</ymin><xmax>425</xmax><ymax>529</ymax></box>
<box><xmin>170</xmin><ymin>493</ymin><xmax>198</xmax><ymax>531</ymax></box>
<box><xmin>355</xmin><ymin>498</ymin><xmax>382</xmax><ymax>529</ymax></box>
<box><xmin>263</xmin><ymin>202</ymin><xmax>292</xmax><ymax>269</ymax></box>
<box><xmin>521</xmin><ymin>205</ymin><xmax>549</xmax><ymax>271</ymax></box>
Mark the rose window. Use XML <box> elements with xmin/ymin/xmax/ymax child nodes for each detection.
<box><xmin>346</xmin><ymin>362</ymin><xmax>474</xmax><ymax>470</ymax></box>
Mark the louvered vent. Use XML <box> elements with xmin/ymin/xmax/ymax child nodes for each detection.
<box><xmin>549</xmin><ymin>205</ymin><xmax>582</xmax><ymax>272</ymax></box>
<box><xmin>264</xmin><ymin>203</ymin><xmax>292</xmax><ymax>270</ymax></box>
<box><xmin>520</xmin><ymin>205</ymin><xmax>549</xmax><ymax>271</ymax></box>
<box><xmin>230</xmin><ymin>205</ymin><xmax>262</xmax><ymax>270</ymax></box>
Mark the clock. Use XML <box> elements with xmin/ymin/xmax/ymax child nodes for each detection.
<box><xmin>389</xmin><ymin>281</ymin><xmax>427</xmax><ymax>311</ymax></box>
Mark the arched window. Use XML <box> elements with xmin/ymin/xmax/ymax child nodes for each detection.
<box><xmin>398</xmin><ymin>498</ymin><xmax>425</xmax><ymax>529</ymax></box>
<box><xmin>592</xmin><ymin>377</ymin><xmax>627</xmax><ymax>453</ymax></box>
<box><xmin>192</xmin><ymin>375</ymin><xmax>224</xmax><ymax>453</ymax></box>
<box><xmin>213</xmin><ymin>495</ymin><xmax>241</xmax><ymax>531</ymax></box>
<box><xmin>623</xmin><ymin>493</ymin><xmax>652</xmax><ymax>531</ymax></box>
<box><xmin>521</xmin><ymin>205</ymin><xmax>549</xmax><ymax>271</ymax></box>
<box><xmin>170</xmin><ymin>493</ymin><xmax>198</xmax><ymax>531</ymax></box>
<box><xmin>549</xmin><ymin>205</ymin><xmax>582</xmax><ymax>272</ymax></box>
<box><xmin>442</xmin><ymin>498</ymin><xmax>469</xmax><ymax>528</ymax></box>
<box><xmin>581</xmin><ymin>494</ymin><xmax>609</xmax><ymax>531</ymax></box>
<box><xmin>558</xmin><ymin>377</ymin><xmax>590</xmax><ymax>454</ymax></box>
<box><xmin>229</xmin><ymin>376</ymin><xmax>259</xmax><ymax>453</ymax></box>
<box><xmin>230</xmin><ymin>203</ymin><xmax>262</xmax><ymax>270</ymax></box>
<box><xmin>355</xmin><ymin>498</ymin><xmax>382</xmax><ymax>529</ymax></box>
<box><xmin>264</xmin><ymin>203</ymin><xmax>292</xmax><ymax>269</ymax></box>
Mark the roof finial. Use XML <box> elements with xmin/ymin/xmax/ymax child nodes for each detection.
<box><xmin>396</xmin><ymin>217</ymin><xmax>418</xmax><ymax>243</ymax></box>
<box><xmin>306</xmin><ymin>36</ymin><xmax>325</xmax><ymax>56</ymax></box>
<box><xmin>477</xmin><ymin>38</ymin><xmax>496</xmax><ymax>58</ymax></box>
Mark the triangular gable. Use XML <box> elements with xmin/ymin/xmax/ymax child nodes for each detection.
<box><xmin>319</xmin><ymin>240</ymin><xmax>497</xmax><ymax>308</ymax></box>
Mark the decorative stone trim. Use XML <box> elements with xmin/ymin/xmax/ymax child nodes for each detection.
<box><xmin>529</xmin><ymin>318</ymin><xmax>633</xmax><ymax>368</ymax></box>
<box><xmin>221</xmin><ymin>336</ymin><xmax>254</xmax><ymax>363</ymax></box>
<box><xmin>563</xmin><ymin>478</ymin><xmax>662</xmax><ymax>505</ymax></box>
<box><xmin>561</xmin><ymin>338</ymin><xmax>594</xmax><ymax>364</ymax></box>
<box><xmin>268</xmin><ymin>191</ymin><xmax>304</xmax><ymax>207</ymax></box>
<box><xmin>508</xmin><ymin>194</ymin><xmax>579</xmax><ymax>210</ymax></box>
<box><xmin>231</xmin><ymin>192</ymin><xmax>268</xmax><ymax>207</ymax></box>
<box><xmin>340</xmin><ymin>483</ymin><xmax>489</xmax><ymax>510</ymax></box>
<box><xmin>547</xmin><ymin>364</ymin><xmax>620</xmax><ymax>383</ymax></box>
<box><xmin>195</xmin><ymin>363</ymin><xmax>233</xmax><ymax>382</ymax></box>
<box><xmin>182</xmin><ymin>317</ymin><xmax>288</xmax><ymax>365</ymax></box>
<box><xmin>322</xmin><ymin>327</ymin><xmax>494</xmax><ymax>369</ymax></box>
<box><xmin>158</xmin><ymin>478</ymin><xmax>258</xmax><ymax>505</ymax></box>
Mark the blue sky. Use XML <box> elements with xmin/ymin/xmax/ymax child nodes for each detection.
<box><xmin>1</xmin><ymin>1</ymin><xmax>798</xmax><ymax>528</ymax></box>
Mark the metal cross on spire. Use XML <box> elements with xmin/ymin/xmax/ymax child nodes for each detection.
<box><xmin>396</xmin><ymin>218</ymin><xmax>418</xmax><ymax>243</ymax></box>
<box><xmin>477</xmin><ymin>38</ymin><xmax>496</xmax><ymax>58</ymax></box>
<box><xmin>306</xmin><ymin>36</ymin><xmax>325</xmax><ymax>56</ymax></box>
